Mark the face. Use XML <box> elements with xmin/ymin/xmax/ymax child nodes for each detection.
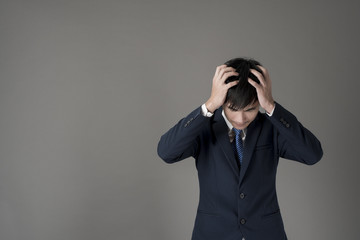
<box><xmin>223</xmin><ymin>101</ymin><xmax>260</xmax><ymax>130</ymax></box>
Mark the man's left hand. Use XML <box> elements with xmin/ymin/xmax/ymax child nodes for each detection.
<box><xmin>248</xmin><ymin>65</ymin><xmax>275</xmax><ymax>114</ymax></box>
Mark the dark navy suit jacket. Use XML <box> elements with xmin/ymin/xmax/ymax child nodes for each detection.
<box><xmin>157</xmin><ymin>102</ymin><xmax>323</xmax><ymax>240</ymax></box>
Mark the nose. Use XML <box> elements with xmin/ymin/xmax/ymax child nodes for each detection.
<box><xmin>239</xmin><ymin>111</ymin><xmax>247</xmax><ymax>123</ymax></box>
<box><xmin>237</xmin><ymin>112</ymin><xmax>247</xmax><ymax>124</ymax></box>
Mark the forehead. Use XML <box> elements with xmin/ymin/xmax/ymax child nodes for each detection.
<box><xmin>225</xmin><ymin>101</ymin><xmax>259</xmax><ymax>111</ymax></box>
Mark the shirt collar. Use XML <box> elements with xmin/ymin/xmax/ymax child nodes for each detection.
<box><xmin>221</xmin><ymin>109</ymin><xmax>247</xmax><ymax>141</ymax></box>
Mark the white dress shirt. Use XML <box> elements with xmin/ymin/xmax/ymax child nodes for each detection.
<box><xmin>201</xmin><ymin>103</ymin><xmax>275</xmax><ymax>143</ymax></box>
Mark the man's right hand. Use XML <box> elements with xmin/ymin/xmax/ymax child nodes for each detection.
<box><xmin>205</xmin><ymin>65</ymin><xmax>239</xmax><ymax>113</ymax></box>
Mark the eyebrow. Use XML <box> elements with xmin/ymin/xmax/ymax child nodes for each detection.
<box><xmin>229</xmin><ymin>107</ymin><xmax>239</xmax><ymax>111</ymax></box>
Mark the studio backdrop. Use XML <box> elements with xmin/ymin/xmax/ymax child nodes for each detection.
<box><xmin>0</xmin><ymin>0</ymin><xmax>359</xmax><ymax>239</ymax></box>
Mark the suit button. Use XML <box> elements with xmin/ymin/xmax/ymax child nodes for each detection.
<box><xmin>240</xmin><ymin>218</ymin><xmax>246</xmax><ymax>224</ymax></box>
<box><xmin>240</xmin><ymin>193</ymin><xmax>245</xmax><ymax>199</ymax></box>
<box><xmin>286</xmin><ymin>123</ymin><xmax>290</xmax><ymax>128</ymax></box>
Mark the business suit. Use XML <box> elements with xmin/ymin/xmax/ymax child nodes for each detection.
<box><xmin>157</xmin><ymin>102</ymin><xmax>323</xmax><ymax>240</ymax></box>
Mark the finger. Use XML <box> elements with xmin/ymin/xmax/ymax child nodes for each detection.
<box><xmin>227</xmin><ymin>80</ymin><xmax>239</xmax><ymax>89</ymax></box>
<box><xmin>221</xmin><ymin>71</ymin><xmax>239</xmax><ymax>83</ymax></box>
<box><xmin>219</xmin><ymin>65</ymin><xmax>235</xmax><ymax>74</ymax></box>
<box><xmin>257</xmin><ymin>65</ymin><xmax>271</xmax><ymax>84</ymax></box>
<box><xmin>215</xmin><ymin>64</ymin><xmax>227</xmax><ymax>77</ymax></box>
<box><xmin>250</xmin><ymin>69</ymin><xmax>265</xmax><ymax>86</ymax></box>
<box><xmin>219</xmin><ymin>67</ymin><xmax>237</xmax><ymax>78</ymax></box>
<box><xmin>252</xmin><ymin>65</ymin><xmax>264</xmax><ymax>75</ymax></box>
<box><xmin>248</xmin><ymin>78</ymin><xmax>260</xmax><ymax>89</ymax></box>
<box><xmin>256</xmin><ymin>65</ymin><xmax>267</xmax><ymax>76</ymax></box>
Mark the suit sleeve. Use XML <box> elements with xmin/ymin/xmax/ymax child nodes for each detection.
<box><xmin>157</xmin><ymin>106</ymin><xmax>211</xmax><ymax>164</ymax></box>
<box><xmin>267</xmin><ymin>102</ymin><xmax>323</xmax><ymax>165</ymax></box>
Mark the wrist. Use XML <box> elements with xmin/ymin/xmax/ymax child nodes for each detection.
<box><xmin>264</xmin><ymin>100</ymin><xmax>275</xmax><ymax>114</ymax></box>
<box><xmin>205</xmin><ymin>100</ymin><xmax>217</xmax><ymax>113</ymax></box>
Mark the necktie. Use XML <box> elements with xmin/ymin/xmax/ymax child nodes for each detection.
<box><xmin>233</xmin><ymin>128</ymin><xmax>244</xmax><ymax>165</ymax></box>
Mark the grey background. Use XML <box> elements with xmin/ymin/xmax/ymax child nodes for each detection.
<box><xmin>0</xmin><ymin>0</ymin><xmax>359</xmax><ymax>239</ymax></box>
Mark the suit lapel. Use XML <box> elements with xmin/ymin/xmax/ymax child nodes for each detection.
<box><xmin>212</xmin><ymin>109</ymin><xmax>239</xmax><ymax>176</ymax></box>
<box><xmin>239</xmin><ymin>114</ymin><xmax>262</xmax><ymax>185</ymax></box>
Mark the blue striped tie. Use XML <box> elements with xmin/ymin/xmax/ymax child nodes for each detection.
<box><xmin>233</xmin><ymin>128</ymin><xmax>244</xmax><ymax>165</ymax></box>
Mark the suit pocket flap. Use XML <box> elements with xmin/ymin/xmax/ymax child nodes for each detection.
<box><xmin>262</xmin><ymin>209</ymin><xmax>280</xmax><ymax>219</ymax></box>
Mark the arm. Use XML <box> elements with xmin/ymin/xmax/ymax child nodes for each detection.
<box><xmin>157</xmin><ymin>107</ymin><xmax>209</xmax><ymax>163</ymax></box>
<box><xmin>248</xmin><ymin>66</ymin><xmax>323</xmax><ymax>165</ymax></box>
<box><xmin>268</xmin><ymin>102</ymin><xmax>323</xmax><ymax>165</ymax></box>
<box><xmin>158</xmin><ymin>65</ymin><xmax>239</xmax><ymax>163</ymax></box>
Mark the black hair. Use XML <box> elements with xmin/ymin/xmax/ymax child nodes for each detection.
<box><xmin>224</xmin><ymin>57</ymin><xmax>264</xmax><ymax>110</ymax></box>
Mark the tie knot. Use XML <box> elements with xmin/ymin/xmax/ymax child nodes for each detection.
<box><xmin>233</xmin><ymin>128</ymin><xmax>242</xmax><ymax>136</ymax></box>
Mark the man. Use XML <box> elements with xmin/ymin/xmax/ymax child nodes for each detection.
<box><xmin>157</xmin><ymin>58</ymin><xmax>323</xmax><ymax>240</ymax></box>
